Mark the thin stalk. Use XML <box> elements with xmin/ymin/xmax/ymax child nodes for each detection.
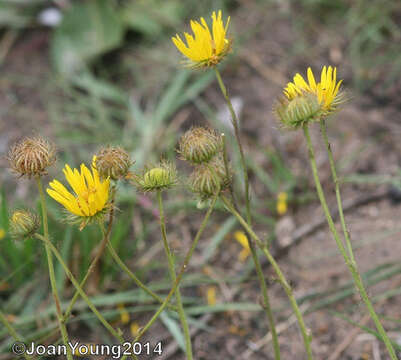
<box><xmin>0</xmin><ymin>310</ymin><xmax>33</xmax><ymax>360</ymax></box>
<box><xmin>222</xmin><ymin>133</ymin><xmax>237</xmax><ymax>208</ymax></box>
<box><xmin>319</xmin><ymin>119</ymin><xmax>355</xmax><ymax>264</ymax></box>
<box><xmin>215</xmin><ymin>67</ymin><xmax>251</xmax><ymax>224</ymax></box>
<box><xmin>134</xmin><ymin>194</ymin><xmax>218</xmax><ymax>342</ymax></box>
<box><xmin>63</xmin><ymin>185</ymin><xmax>117</xmax><ymax>322</ymax></box>
<box><xmin>303</xmin><ymin>125</ymin><xmax>397</xmax><ymax>360</ymax></box>
<box><xmin>35</xmin><ymin>177</ymin><xmax>72</xmax><ymax>360</ymax></box>
<box><xmin>221</xmin><ymin>196</ymin><xmax>313</xmax><ymax>360</ymax></box>
<box><xmin>106</xmin><ymin>240</ymin><xmax>178</xmax><ymax>312</ymax></box>
<box><xmin>217</xmin><ymin>74</ymin><xmax>280</xmax><ymax>358</ymax></box>
<box><xmin>249</xmin><ymin>239</ymin><xmax>281</xmax><ymax>359</ymax></box>
<box><xmin>157</xmin><ymin>190</ymin><xmax>193</xmax><ymax>360</ymax></box>
<box><xmin>34</xmin><ymin>233</ymin><xmax>137</xmax><ymax>360</ymax></box>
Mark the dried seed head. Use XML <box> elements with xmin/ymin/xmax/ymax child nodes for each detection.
<box><xmin>274</xmin><ymin>93</ymin><xmax>321</xmax><ymax>130</ymax></box>
<box><xmin>189</xmin><ymin>157</ymin><xmax>231</xmax><ymax>199</ymax></box>
<box><xmin>94</xmin><ymin>146</ymin><xmax>133</xmax><ymax>180</ymax></box>
<box><xmin>136</xmin><ymin>161</ymin><xmax>177</xmax><ymax>192</ymax></box>
<box><xmin>8</xmin><ymin>136</ymin><xmax>56</xmax><ymax>178</ymax></box>
<box><xmin>178</xmin><ymin>127</ymin><xmax>222</xmax><ymax>164</ymax></box>
<box><xmin>9</xmin><ymin>209</ymin><xmax>40</xmax><ymax>240</ymax></box>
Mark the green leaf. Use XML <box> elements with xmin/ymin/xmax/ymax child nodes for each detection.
<box><xmin>159</xmin><ymin>312</ymin><xmax>185</xmax><ymax>351</ymax></box>
<box><xmin>120</xmin><ymin>0</ymin><xmax>184</xmax><ymax>37</ymax></box>
<box><xmin>50</xmin><ymin>0</ymin><xmax>124</xmax><ymax>75</ymax></box>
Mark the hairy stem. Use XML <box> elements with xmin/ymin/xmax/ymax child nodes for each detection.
<box><xmin>157</xmin><ymin>190</ymin><xmax>193</xmax><ymax>360</ymax></box>
<box><xmin>63</xmin><ymin>185</ymin><xmax>117</xmax><ymax>322</ymax></box>
<box><xmin>0</xmin><ymin>310</ymin><xmax>33</xmax><ymax>360</ymax></box>
<box><xmin>36</xmin><ymin>177</ymin><xmax>72</xmax><ymax>360</ymax></box>
<box><xmin>34</xmin><ymin>233</ymin><xmax>137</xmax><ymax>360</ymax></box>
<box><xmin>134</xmin><ymin>194</ymin><xmax>218</xmax><ymax>342</ymax></box>
<box><xmin>319</xmin><ymin>120</ymin><xmax>355</xmax><ymax>264</ymax></box>
<box><xmin>303</xmin><ymin>124</ymin><xmax>397</xmax><ymax>360</ymax></box>
<box><xmin>217</xmin><ymin>72</ymin><xmax>280</xmax><ymax>359</ymax></box>
<box><xmin>105</xmin><ymin>240</ymin><xmax>178</xmax><ymax>312</ymax></box>
<box><xmin>215</xmin><ymin>67</ymin><xmax>251</xmax><ymax>224</ymax></box>
<box><xmin>221</xmin><ymin>195</ymin><xmax>313</xmax><ymax>360</ymax></box>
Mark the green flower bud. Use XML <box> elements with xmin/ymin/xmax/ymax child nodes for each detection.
<box><xmin>9</xmin><ymin>210</ymin><xmax>40</xmax><ymax>240</ymax></box>
<box><xmin>274</xmin><ymin>93</ymin><xmax>321</xmax><ymax>129</ymax></box>
<box><xmin>136</xmin><ymin>161</ymin><xmax>177</xmax><ymax>192</ymax></box>
<box><xmin>178</xmin><ymin>127</ymin><xmax>222</xmax><ymax>164</ymax></box>
<box><xmin>189</xmin><ymin>157</ymin><xmax>230</xmax><ymax>199</ymax></box>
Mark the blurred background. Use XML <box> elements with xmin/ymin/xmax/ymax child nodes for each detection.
<box><xmin>0</xmin><ymin>0</ymin><xmax>401</xmax><ymax>358</ymax></box>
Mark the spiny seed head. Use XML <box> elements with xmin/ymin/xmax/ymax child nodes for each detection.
<box><xmin>178</xmin><ymin>127</ymin><xmax>223</xmax><ymax>164</ymax></box>
<box><xmin>9</xmin><ymin>209</ymin><xmax>40</xmax><ymax>240</ymax></box>
<box><xmin>189</xmin><ymin>157</ymin><xmax>231</xmax><ymax>200</ymax></box>
<box><xmin>94</xmin><ymin>146</ymin><xmax>133</xmax><ymax>180</ymax></box>
<box><xmin>8</xmin><ymin>136</ymin><xmax>56</xmax><ymax>178</ymax></box>
<box><xmin>274</xmin><ymin>93</ymin><xmax>321</xmax><ymax>130</ymax></box>
<box><xmin>135</xmin><ymin>161</ymin><xmax>177</xmax><ymax>192</ymax></box>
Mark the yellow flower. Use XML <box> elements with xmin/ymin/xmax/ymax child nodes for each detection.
<box><xmin>276</xmin><ymin>192</ymin><xmax>288</xmax><ymax>216</ymax></box>
<box><xmin>172</xmin><ymin>10</ymin><xmax>231</xmax><ymax>68</ymax></box>
<box><xmin>234</xmin><ymin>230</ymin><xmax>251</xmax><ymax>262</ymax></box>
<box><xmin>130</xmin><ymin>322</ymin><xmax>140</xmax><ymax>337</ymax></box>
<box><xmin>117</xmin><ymin>303</ymin><xmax>130</xmax><ymax>325</ymax></box>
<box><xmin>47</xmin><ymin>156</ymin><xmax>109</xmax><ymax>224</ymax></box>
<box><xmin>0</xmin><ymin>228</ymin><xmax>5</xmax><ymax>240</ymax></box>
<box><xmin>206</xmin><ymin>286</ymin><xmax>217</xmax><ymax>306</ymax></box>
<box><xmin>284</xmin><ymin>66</ymin><xmax>344</xmax><ymax>113</ymax></box>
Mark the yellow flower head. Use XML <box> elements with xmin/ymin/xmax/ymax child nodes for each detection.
<box><xmin>47</xmin><ymin>156</ymin><xmax>110</xmax><ymax>228</ymax></box>
<box><xmin>172</xmin><ymin>10</ymin><xmax>231</xmax><ymax>68</ymax></box>
<box><xmin>234</xmin><ymin>230</ymin><xmax>251</xmax><ymax>262</ymax></box>
<box><xmin>284</xmin><ymin>66</ymin><xmax>344</xmax><ymax>113</ymax></box>
<box><xmin>276</xmin><ymin>192</ymin><xmax>288</xmax><ymax>216</ymax></box>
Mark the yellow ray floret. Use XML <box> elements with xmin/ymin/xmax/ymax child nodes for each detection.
<box><xmin>284</xmin><ymin>66</ymin><xmax>343</xmax><ymax>111</ymax></box>
<box><xmin>172</xmin><ymin>10</ymin><xmax>231</xmax><ymax>67</ymax></box>
<box><xmin>47</xmin><ymin>156</ymin><xmax>109</xmax><ymax>217</ymax></box>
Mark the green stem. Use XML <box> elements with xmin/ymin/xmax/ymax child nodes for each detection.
<box><xmin>319</xmin><ymin>120</ymin><xmax>355</xmax><ymax>264</ymax></box>
<box><xmin>222</xmin><ymin>133</ymin><xmax>237</xmax><ymax>208</ymax></box>
<box><xmin>249</xmin><ymin>240</ymin><xmax>281</xmax><ymax>359</ymax></box>
<box><xmin>303</xmin><ymin>124</ymin><xmax>397</xmax><ymax>360</ymax></box>
<box><xmin>0</xmin><ymin>310</ymin><xmax>33</xmax><ymax>360</ymax></box>
<box><xmin>221</xmin><ymin>196</ymin><xmax>313</xmax><ymax>360</ymax></box>
<box><xmin>106</xmin><ymin>240</ymin><xmax>178</xmax><ymax>312</ymax></box>
<box><xmin>63</xmin><ymin>186</ymin><xmax>117</xmax><ymax>322</ymax></box>
<box><xmin>157</xmin><ymin>190</ymin><xmax>193</xmax><ymax>360</ymax></box>
<box><xmin>35</xmin><ymin>177</ymin><xmax>72</xmax><ymax>360</ymax></box>
<box><xmin>134</xmin><ymin>194</ymin><xmax>217</xmax><ymax>342</ymax></box>
<box><xmin>216</xmin><ymin>71</ymin><xmax>280</xmax><ymax>358</ymax></box>
<box><xmin>215</xmin><ymin>67</ymin><xmax>251</xmax><ymax>224</ymax></box>
<box><xmin>34</xmin><ymin>233</ymin><xmax>137</xmax><ymax>360</ymax></box>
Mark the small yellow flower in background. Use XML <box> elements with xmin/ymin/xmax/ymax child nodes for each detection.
<box><xmin>276</xmin><ymin>192</ymin><xmax>288</xmax><ymax>216</ymax></box>
<box><xmin>130</xmin><ymin>322</ymin><xmax>140</xmax><ymax>337</ymax></box>
<box><xmin>234</xmin><ymin>230</ymin><xmax>251</xmax><ymax>262</ymax></box>
<box><xmin>0</xmin><ymin>228</ymin><xmax>5</xmax><ymax>240</ymax></box>
<box><xmin>172</xmin><ymin>10</ymin><xmax>231</xmax><ymax>68</ymax></box>
<box><xmin>47</xmin><ymin>156</ymin><xmax>110</xmax><ymax>229</ymax></box>
<box><xmin>73</xmin><ymin>344</ymin><xmax>97</xmax><ymax>357</ymax></box>
<box><xmin>117</xmin><ymin>303</ymin><xmax>130</xmax><ymax>325</ymax></box>
<box><xmin>284</xmin><ymin>66</ymin><xmax>344</xmax><ymax>113</ymax></box>
<box><xmin>228</xmin><ymin>324</ymin><xmax>247</xmax><ymax>336</ymax></box>
<box><xmin>206</xmin><ymin>286</ymin><xmax>217</xmax><ymax>306</ymax></box>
